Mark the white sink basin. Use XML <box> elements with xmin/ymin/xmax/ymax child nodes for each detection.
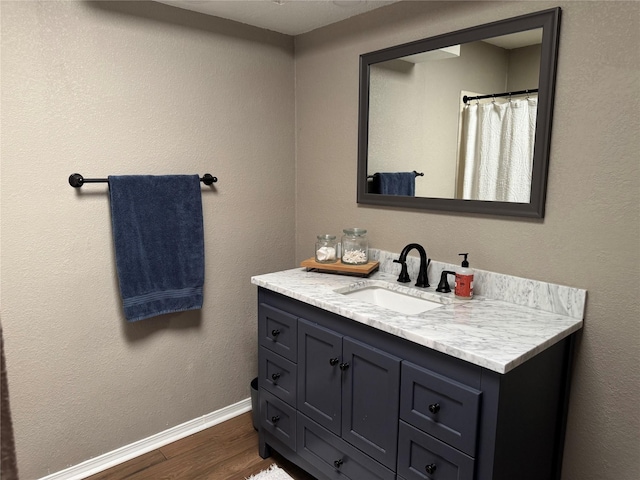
<box><xmin>336</xmin><ymin>282</ymin><xmax>449</xmax><ymax>315</ymax></box>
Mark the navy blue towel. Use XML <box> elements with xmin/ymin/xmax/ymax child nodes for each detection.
<box><xmin>377</xmin><ymin>172</ymin><xmax>416</xmax><ymax>196</ymax></box>
<box><xmin>108</xmin><ymin>175</ymin><xmax>205</xmax><ymax>322</ymax></box>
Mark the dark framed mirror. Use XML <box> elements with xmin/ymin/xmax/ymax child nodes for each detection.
<box><xmin>357</xmin><ymin>8</ymin><xmax>561</xmax><ymax>218</ymax></box>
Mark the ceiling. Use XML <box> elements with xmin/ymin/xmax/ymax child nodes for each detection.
<box><xmin>154</xmin><ymin>0</ymin><xmax>397</xmax><ymax>36</ymax></box>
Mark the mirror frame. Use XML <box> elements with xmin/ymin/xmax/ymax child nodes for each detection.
<box><xmin>357</xmin><ymin>8</ymin><xmax>561</xmax><ymax>218</ymax></box>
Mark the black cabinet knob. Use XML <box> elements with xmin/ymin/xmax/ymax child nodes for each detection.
<box><xmin>271</xmin><ymin>329</ymin><xmax>281</xmax><ymax>338</ymax></box>
<box><xmin>425</xmin><ymin>463</ymin><xmax>437</xmax><ymax>475</ymax></box>
<box><xmin>329</xmin><ymin>357</ymin><xmax>339</xmax><ymax>366</ymax></box>
<box><xmin>271</xmin><ymin>372</ymin><xmax>281</xmax><ymax>383</ymax></box>
<box><xmin>271</xmin><ymin>415</ymin><xmax>280</xmax><ymax>424</ymax></box>
<box><xmin>334</xmin><ymin>459</ymin><xmax>343</xmax><ymax>469</ymax></box>
<box><xmin>428</xmin><ymin>403</ymin><xmax>440</xmax><ymax>414</ymax></box>
<box><xmin>339</xmin><ymin>362</ymin><xmax>350</xmax><ymax>371</ymax></box>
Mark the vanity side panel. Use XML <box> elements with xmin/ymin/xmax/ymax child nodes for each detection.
<box><xmin>483</xmin><ymin>338</ymin><xmax>571</xmax><ymax>480</ymax></box>
<box><xmin>474</xmin><ymin>369</ymin><xmax>500</xmax><ymax>480</ymax></box>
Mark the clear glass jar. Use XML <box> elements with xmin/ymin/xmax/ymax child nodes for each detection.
<box><xmin>341</xmin><ymin>228</ymin><xmax>368</xmax><ymax>265</ymax></box>
<box><xmin>315</xmin><ymin>235</ymin><xmax>338</xmax><ymax>263</ymax></box>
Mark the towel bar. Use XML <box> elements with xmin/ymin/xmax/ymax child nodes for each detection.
<box><xmin>69</xmin><ymin>173</ymin><xmax>217</xmax><ymax>188</ymax></box>
<box><xmin>367</xmin><ymin>170</ymin><xmax>424</xmax><ymax>179</ymax></box>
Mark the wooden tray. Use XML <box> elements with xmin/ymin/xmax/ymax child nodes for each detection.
<box><xmin>300</xmin><ymin>258</ymin><xmax>380</xmax><ymax>277</ymax></box>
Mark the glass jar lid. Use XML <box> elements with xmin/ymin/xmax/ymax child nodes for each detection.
<box><xmin>317</xmin><ymin>234</ymin><xmax>336</xmax><ymax>240</ymax></box>
<box><xmin>343</xmin><ymin>228</ymin><xmax>367</xmax><ymax>236</ymax></box>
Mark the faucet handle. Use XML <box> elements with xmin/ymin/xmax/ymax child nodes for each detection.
<box><xmin>436</xmin><ymin>271</ymin><xmax>456</xmax><ymax>293</ymax></box>
<box><xmin>394</xmin><ymin>259</ymin><xmax>411</xmax><ymax>283</ymax></box>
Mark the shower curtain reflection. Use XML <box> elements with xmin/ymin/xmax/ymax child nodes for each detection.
<box><xmin>460</xmin><ymin>96</ymin><xmax>537</xmax><ymax>202</ymax></box>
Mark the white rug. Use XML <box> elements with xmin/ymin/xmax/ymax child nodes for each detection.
<box><xmin>245</xmin><ymin>464</ymin><xmax>294</xmax><ymax>480</ymax></box>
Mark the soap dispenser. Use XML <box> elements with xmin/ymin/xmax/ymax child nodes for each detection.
<box><xmin>455</xmin><ymin>253</ymin><xmax>474</xmax><ymax>300</ymax></box>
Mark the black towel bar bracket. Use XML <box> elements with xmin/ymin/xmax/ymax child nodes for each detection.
<box><xmin>68</xmin><ymin>173</ymin><xmax>218</xmax><ymax>188</ymax></box>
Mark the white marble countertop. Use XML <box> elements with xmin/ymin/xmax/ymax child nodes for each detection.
<box><xmin>252</xmin><ymin>252</ymin><xmax>585</xmax><ymax>374</ymax></box>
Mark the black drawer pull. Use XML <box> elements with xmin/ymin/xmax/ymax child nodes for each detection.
<box><xmin>339</xmin><ymin>362</ymin><xmax>350</xmax><ymax>371</ymax></box>
<box><xmin>271</xmin><ymin>372</ymin><xmax>281</xmax><ymax>383</ymax></box>
<box><xmin>425</xmin><ymin>463</ymin><xmax>437</xmax><ymax>475</ymax></box>
<box><xmin>334</xmin><ymin>459</ymin><xmax>343</xmax><ymax>469</ymax></box>
<box><xmin>329</xmin><ymin>357</ymin><xmax>339</xmax><ymax>366</ymax></box>
<box><xmin>428</xmin><ymin>403</ymin><xmax>440</xmax><ymax>414</ymax></box>
<box><xmin>271</xmin><ymin>329</ymin><xmax>281</xmax><ymax>338</ymax></box>
<box><xmin>271</xmin><ymin>415</ymin><xmax>280</xmax><ymax>424</ymax></box>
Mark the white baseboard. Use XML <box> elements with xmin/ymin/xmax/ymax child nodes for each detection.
<box><xmin>40</xmin><ymin>397</ymin><xmax>252</xmax><ymax>480</ymax></box>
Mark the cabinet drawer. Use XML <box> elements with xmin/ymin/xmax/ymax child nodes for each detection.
<box><xmin>400</xmin><ymin>361</ymin><xmax>481</xmax><ymax>455</ymax></box>
<box><xmin>398</xmin><ymin>421</ymin><xmax>475</xmax><ymax>480</ymax></box>
<box><xmin>260</xmin><ymin>389</ymin><xmax>296</xmax><ymax>451</ymax></box>
<box><xmin>297</xmin><ymin>413</ymin><xmax>395</xmax><ymax>480</ymax></box>
<box><xmin>259</xmin><ymin>347</ymin><xmax>296</xmax><ymax>407</ymax></box>
<box><xmin>259</xmin><ymin>303</ymin><xmax>297</xmax><ymax>362</ymax></box>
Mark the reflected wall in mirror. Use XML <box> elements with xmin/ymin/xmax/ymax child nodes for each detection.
<box><xmin>357</xmin><ymin>8</ymin><xmax>561</xmax><ymax>217</ymax></box>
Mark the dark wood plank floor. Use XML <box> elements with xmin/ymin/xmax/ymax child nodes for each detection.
<box><xmin>86</xmin><ymin>412</ymin><xmax>316</xmax><ymax>480</ymax></box>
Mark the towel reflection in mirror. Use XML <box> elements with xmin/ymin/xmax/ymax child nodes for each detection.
<box><xmin>369</xmin><ymin>171</ymin><xmax>416</xmax><ymax>196</ymax></box>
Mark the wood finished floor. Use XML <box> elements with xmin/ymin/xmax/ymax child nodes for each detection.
<box><xmin>86</xmin><ymin>412</ymin><xmax>316</xmax><ymax>480</ymax></box>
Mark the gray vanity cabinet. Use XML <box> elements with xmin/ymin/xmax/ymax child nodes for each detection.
<box><xmin>257</xmin><ymin>288</ymin><xmax>575</xmax><ymax>480</ymax></box>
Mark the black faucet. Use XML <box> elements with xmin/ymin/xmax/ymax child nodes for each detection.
<box><xmin>393</xmin><ymin>243</ymin><xmax>430</xmax><ymax>288</ymax></box>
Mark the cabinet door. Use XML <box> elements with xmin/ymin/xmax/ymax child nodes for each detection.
<box><xmin>297</xmin><ymin>318</ymin><xmax>343</xmax><ymax>434</ymax></box>
<box><xmin>341</xmin><ymin>337</ymin><xmax>401</xmax><ymax>470</ymax></box>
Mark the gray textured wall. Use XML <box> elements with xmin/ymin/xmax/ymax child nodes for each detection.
<box><xmin>294</xmin><ymin>2</ymin><xmax>639</xmax><ymax>479</ymax></box>
<box><xmin>1</xmin><ymin>2</ymin><xmax>295</xmax><ymax>478</ymax></box>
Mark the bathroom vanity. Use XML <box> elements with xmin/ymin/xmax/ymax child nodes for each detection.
<box><xmin>252</xmin><ymin>250</ymin><xmax>585</xmax><ymax>480</ymax></box>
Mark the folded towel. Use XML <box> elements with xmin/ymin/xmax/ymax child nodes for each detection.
<box><xmin>377</xmin><ymin>172</ymin><xmax>416</xmax><ymax>196</ymax></box>
<box><xmin>108</xmin><ymin>175</ymin><xmax>205</xmax><ymax>322</ymax></box>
